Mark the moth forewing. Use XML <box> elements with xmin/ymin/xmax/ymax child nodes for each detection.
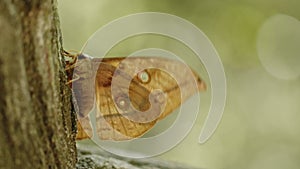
<box><xmin>66</xmin><ymin>53</ymin><xmax>206</xmax><ymax>141</ymax></box>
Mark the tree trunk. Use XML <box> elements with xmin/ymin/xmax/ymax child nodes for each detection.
<box><xmin>0</xmin><ymin>0</ymin><xmax>77</xmax><ymax>168</ymax></box>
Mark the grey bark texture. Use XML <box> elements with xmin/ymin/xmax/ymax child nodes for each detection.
<box><xmin>76</xmin><ymin>143</ymin><xmax>200</xmax><ymax>169</ymax></box>
<box><xmin>0</xmin><ymin>0</ymin><xmax>77</xmax><ymax>168</ymax></box>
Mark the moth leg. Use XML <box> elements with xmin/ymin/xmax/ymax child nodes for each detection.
<box><xmin>63</xmin><ymin>50</ymin><xmax>80</xmax><ymax>70</ymax></box>
<box><xmin>66</xmin><ymin>73</ymin><xmax>80</xmax><ymax>85</ymax></box>
<box><xmin>65</xmin><ymin>62</ymin><xmax>77</xmax><ymax>71</ymax></box>
<box><xmin>63</xmin><ymin>50</ymin><xmax>78</xmax><ymax>62</ymax></box>
<box><xmin>63</xmin><ymin>50</ymin><xmax>82</xmax><ymax>85</ymax></box>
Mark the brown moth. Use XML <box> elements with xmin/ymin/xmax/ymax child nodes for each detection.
<box><xmin>64</xmin><ymin>51</ymin><xmax>206</xmax><ymax>141</ymax></box>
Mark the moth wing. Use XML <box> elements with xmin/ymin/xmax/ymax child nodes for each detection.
<box><xmin>101</xmin><ymin>57</ymin><xmax>205</xmax><ymax>120</ymax></box>
<box><xmin>95</xmin><ymin>62</ymin><xmax>157</xmax><ymax>140</ymax></box>
<box><xmin>76</xmin><ymin>56</ymin><xmax>206</xmax><ymax>141</ymax></box>
<box><xmin>76</xmin><ymin>116</ymin><xmax>93</xmax><ymax>140</ymax></box>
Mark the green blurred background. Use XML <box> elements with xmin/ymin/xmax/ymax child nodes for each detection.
<box><xmin>58</xmin><ymin>0</ymin><xmax>300</xmax><ymax>168</ymax></box>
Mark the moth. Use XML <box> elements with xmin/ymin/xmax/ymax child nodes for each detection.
<box><xmin>64</xmin><ymin>51</ymin><xmax>206</xmax><ymax>141</ymax></box>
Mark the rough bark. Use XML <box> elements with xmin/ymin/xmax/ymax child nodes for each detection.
<box><xmin>0</xmin><ymin>0</ymin><xmax>76</xmax><ymax>168</ymax></box>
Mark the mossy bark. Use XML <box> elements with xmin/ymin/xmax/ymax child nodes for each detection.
<box><xmin>0</xmin><ymin>0</ymin><xmax>76</xmax><ymax>168</ymax></box>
